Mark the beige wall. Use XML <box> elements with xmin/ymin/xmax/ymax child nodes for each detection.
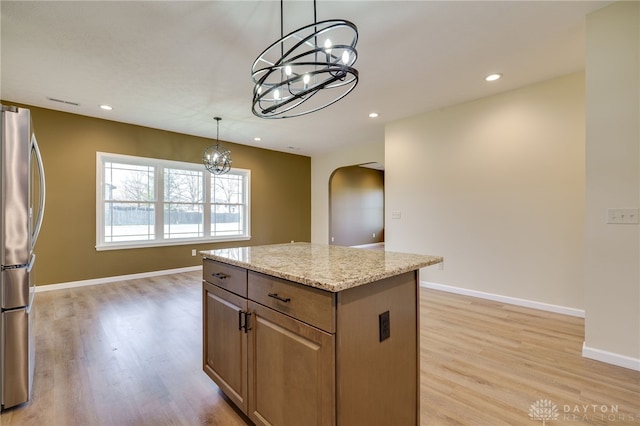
<box><xmin>12</xmin><ymin>104</ymin><xmax>311</xmax><ymax>285</ymax></box>
<box><xmin>584</xmin><ymin>1</ymin><xmax>639</xmax><ymax>363</ymax></box>
<box><xmin>385</xmin><ymin>72</ymin><xmax>586</xmax><ymax>309</ymax></box>
<box><xmin>311</xmin><ymin>141</ymin><xmax>384</xmax><ymax>244</ymax></box>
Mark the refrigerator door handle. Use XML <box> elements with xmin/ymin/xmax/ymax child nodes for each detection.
<box><xmin>30</xmin><ymin>134</ymin><xmax>46</xmax><ymax>249</ymax></box>
<box><xmin>26</xmin><ymin>254</ymin><xmax>35</xmax><ymax>273</ymax></box>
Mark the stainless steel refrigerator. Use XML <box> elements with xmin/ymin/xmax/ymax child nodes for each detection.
<box><xmin>0</xmin><ymin>105</ymin><xmax>45</xmax><ymax>410</ymax></box>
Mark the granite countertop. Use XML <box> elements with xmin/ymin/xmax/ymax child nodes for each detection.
<box><xmin>200</xmin><ymin>242</ymin><xmax>443</xmax><ymax>292</ymax></box>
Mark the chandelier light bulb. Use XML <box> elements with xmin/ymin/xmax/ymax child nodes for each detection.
<box><xmin>303</xmin><ymin>74</ymin><xmax>310</xmax><ymax>85</ymax></box>
<box><xmin>342</xmin><ymin>51</ymin><xmax>349</xmax><ymax>64</ymax></box>
<box><xmin>274</xmin><ymin>89</ymin><xmax>281</xmax><ymax>100</ymax></box>
<box><xmin>324</xmin><ymin>38</ymin><xmax>332</xmax><ymax>54</ymax></box>
<box><xmin>285</xmin><ymin>65</ymin><xmax>292</xmax><ymax>76</ymax></box>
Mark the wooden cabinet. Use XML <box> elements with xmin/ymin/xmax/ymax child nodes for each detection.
<box><xmin>247</xmin><ymin>270</ymin><xmax>335</xmax><ymax>333</ymax></box>
<box><xmin>203</xmin><ymin>282</ymin><xmax>248</xmax><ymax>413</ymax></box>
<box><xmin>203</xmin><ymin>259</ymin><xmax>248</xmax><ymax>297</ymax></box>
<box><xmin>248</xmin><ymin>301</ymin><xmax>335</xmax><ymax>426</ymax></box>
<box><xmin>203</xmin><ymin>259</ymin><xmax>419</xmax><ymax>426</ymax></box>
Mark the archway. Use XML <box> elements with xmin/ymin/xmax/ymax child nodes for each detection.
<box><xmin>328</xmin><ymin>162</ymin><xmax>384</xmax><ymax>247</ymax></box>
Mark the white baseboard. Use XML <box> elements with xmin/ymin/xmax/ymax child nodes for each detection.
<box><xmin>35</xmin><ymin>265</ymin><xmax>203</xmax><ymax>293</ymax></box>
<box><xmin>582</xmin><ymin>342</ymin><xmax>640</xmax><ymax>372</ymax></box>
<box><xmin>421</xmin><ymin>281</ymin><xmax>585</xmax><ymax>318</ymax></box>
<box><xmin>420</xmin><ymin>281</ymin><xmax>640</xmax><ymax>371</ymax></box>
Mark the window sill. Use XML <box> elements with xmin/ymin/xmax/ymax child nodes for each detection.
<box><xmin>95</xmin><ymin>235</ymin><xmax>251</xmax><ymax>251</ymax></box>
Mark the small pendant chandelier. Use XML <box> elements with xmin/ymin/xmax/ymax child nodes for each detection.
<box><xmin>203</xmin><ymin>117</ymin><xmax>232</xmax><ymax>175</ymax></box>
<box><xmin>251</xmin><ymin>0</ymin><xmax>359</xmax><ymax>119</ymax></box>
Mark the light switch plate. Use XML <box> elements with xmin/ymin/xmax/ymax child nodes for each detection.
<box><xmin>606</xmin><ymin>208</ymin><xmax>639</xmax><ymax>224</ymax></box>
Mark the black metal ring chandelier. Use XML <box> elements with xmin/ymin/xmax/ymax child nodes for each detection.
<box><xmin>203</xmin><ymin>117</ymin><xmax>232</xmax><ymax>175</ymax></box>
<box><xmin>251</xmin><ymin>1</ymin><xmax>359</xmax><ymax>119</ymax></box>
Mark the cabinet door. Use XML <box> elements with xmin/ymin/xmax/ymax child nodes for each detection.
<box><xmin>203</xmin><ymin>282</ymin><xmax>248</xmax><ymax>413</ymax></box>
<box><xmin>248</xmin><ymin>301</ymin><xmax>335</xmax><ymax>426</ymax></box>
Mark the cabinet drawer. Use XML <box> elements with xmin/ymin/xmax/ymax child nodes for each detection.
<box><xmin>203</xmin><ymin>259</ymin><xmax>247</xmax><ymax>298</ymax></box>
<box><xmin>248</xmin><ymin>271</ymin><xmax>335</xmax><ymax>333</ymax></box>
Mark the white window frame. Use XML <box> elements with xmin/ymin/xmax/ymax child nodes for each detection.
<box><xmin>96</xmin><ymin>152</ymin><xmax>250</xmax><ymax>250</ymax></box>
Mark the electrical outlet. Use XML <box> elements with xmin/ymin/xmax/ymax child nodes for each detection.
<box><xmin>391</xmin><ymin>211</ymin><xmax>401</xmax><ymax>219</ymax></box>
<box><xmin>191</xmin><ymin>249</ymin><xmax>197</xmax><ymax>256</ymax></box>
<box><xmin>379</xmin><ymin>311</ymin><xmax>390</xmax><ymax>342</ymax></box>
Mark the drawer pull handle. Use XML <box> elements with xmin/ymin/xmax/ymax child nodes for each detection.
<box><xmin>268</xmin><ymin>293</ymin><xmax>291</xmax><ymax>303</ymax></box>
<box><xmin>212</xmin><ymin>272</ymin><xmax>229</xmax><ymax>280</ymax></box>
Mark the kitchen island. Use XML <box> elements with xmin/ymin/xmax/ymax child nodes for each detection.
<box><xmin>201</xmin><ymin>243</ymin><xmax>443</xmax><ymax>426</ymax></box>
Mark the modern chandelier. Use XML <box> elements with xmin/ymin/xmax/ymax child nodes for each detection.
<box><xmin>251</xmin><ymin>0</ymin><xmax>359</xmax><ymax>119</ymax></box>
<box><xmin>203</xmin><ymin>117</ymin><xmax>232</xmax><ymax>175</ymax></box>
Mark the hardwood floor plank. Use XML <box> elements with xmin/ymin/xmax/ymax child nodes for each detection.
<box><xmin>1</xmin><ymin>274</ymin><xmax>638</xmax><ymax>425</ymax></box>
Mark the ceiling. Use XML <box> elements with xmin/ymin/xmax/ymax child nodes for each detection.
<box><xmin>1</xmin><ymin>1</ymin><xmax>610</xmax><ymax>157</ymax></box>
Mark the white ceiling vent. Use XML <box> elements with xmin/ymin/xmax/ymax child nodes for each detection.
<box><xmin>46</xmin><ymin>97</ymin><xmax>80</xmax><ymax>106</ymax></box>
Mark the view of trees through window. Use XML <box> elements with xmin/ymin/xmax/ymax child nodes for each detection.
<box><xmin>98</xmin><ymin>153</ymin><xmax>249</xmax><ymax>248</ymax></box>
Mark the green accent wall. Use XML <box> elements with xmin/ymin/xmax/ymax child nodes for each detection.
<box><xmin>7</xmin><ymin>102</ymin><xmax>311</xmax><ymax>286</ymax></box>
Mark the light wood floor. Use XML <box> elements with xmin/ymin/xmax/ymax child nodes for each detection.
<box><xmin>1</xmin><ymin>271</ymin><xmax>638</xmax><ymax>425</ymax></box>
<box><xmin>420</xmin><ymin>289</ymin><xmax>639</xmax><ymax>425</ymax></box>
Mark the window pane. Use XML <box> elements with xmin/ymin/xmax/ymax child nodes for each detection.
<box><xmin>164</xmin><ymin>168</ymin><xmax>204</xmax><ymax>239</ymax></box>
<box><xmin>211</xmin><ymin>204</ymin><xmax>244</xmax><ymax>236</ymax></box>
<box><xmin>165</xmin><ymin>203</ymin><xmax>204</xmax><ymax>239</ymax></box>
<box><xmin>105</xmin><ymin>162</ymin><xmax>154</xmax><ymax>201</ymax></box>
<box><xmin>104</xmin><ymin>202</ymin><xmax>155</xmax><ymax>242</ymax></box>
<box><xmin>212</xmin><ymin>173</ymin><xmax>243</xmax><ymax>204</ymax></box>
<box><xmin>210</xmin><ymin>172</ymin><xmax>246</xmax><ymax>238</ymax></box>
<box><xmin>164</xmin><ymin>168</ymin><xmax>203</xmax><ymax>203</ymax></box>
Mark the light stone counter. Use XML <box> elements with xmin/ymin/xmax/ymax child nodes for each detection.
<box><xmin>200</xmin><ymin>242</ymin><xmax>443</xmax><ymax>292</ymax></box>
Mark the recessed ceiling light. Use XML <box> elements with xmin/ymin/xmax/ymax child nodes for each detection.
<box><xmin>369</xmin><ymin>112</ymin><xmax>379</xmax><ymax>118</ymax></box>
<box><xmin>254</xmin><ymin>137</ymin><xmax>261</xmax><ymax>142</ymax></box>
<box><xmin>485</xmin><ymin>73</ymin><xmax>502</xmax><ymax>82</ymax></box>
<box><xmin>99</xmin><ymin>104</ymin><xmax>113</xmax><ymax>111</ymax></box>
